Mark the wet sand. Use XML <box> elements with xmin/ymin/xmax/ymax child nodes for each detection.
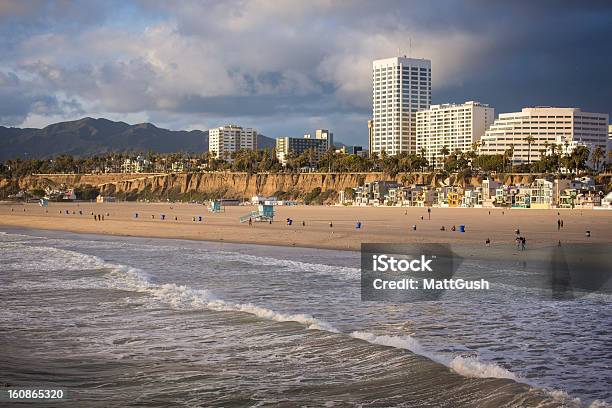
<box><xmin>1</xmin><ymin>201</ymin><xmax>611</xmax><ymax>252</ymax></box>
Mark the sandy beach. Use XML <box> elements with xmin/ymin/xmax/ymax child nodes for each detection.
<box><xmin>1</xmin><ymin>201</ymin><xmax>611</xmax><ymax>251</ymax></box>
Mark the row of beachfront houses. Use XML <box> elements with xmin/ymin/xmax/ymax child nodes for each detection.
<box><xmin>338</xmin><ymin>177</ymin><xmax>612</xmax><ymax>209</ymax></box>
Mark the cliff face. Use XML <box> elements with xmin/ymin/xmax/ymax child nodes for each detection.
<box><xmin>97</xmin><ymin>173</ymin><xmax>395</xmax><ymax>199</ymax></box>
<box><xmin>5</xmin><ymin>172</ymin><xmax>610</xmax><ymax>201</ymax></box>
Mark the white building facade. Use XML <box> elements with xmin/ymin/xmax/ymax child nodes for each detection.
<box><xmin>276</xmin><ymin>129</ymin><xmax>333</xmax><ymax>165</ymax></box>
<box><xmin>608</xmin><ymin>124</ymin><xmax>612</xmax><ymax>165</ymax></box>
<box><xmin>416</xmin><ymin>101</ymin><xmax>494</xmax><ymax>166</ymax></box>
<box><xmin>480</xmin><ymin>107</ymin><xmax>609</xmax><ymax>165</ymax></box>
<box><xmin>208</xmin><ymin>125</ymin><xmax>257</xmax><ymax>159</ymax></box>
<box><xmin>371</xmin><ymin>56</ymin><xmax>432</xmax><ymax>156</ymax></box>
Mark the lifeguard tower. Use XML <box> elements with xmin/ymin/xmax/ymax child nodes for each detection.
<box><xmin>208</xmin><ymin>200</ymin><xmax>225</xmax><ymax>213</ymax></box>
<box><xmin>240</xmin><ymin>204</ymin><xmax>275</xmax><ymax>223</ymax></box>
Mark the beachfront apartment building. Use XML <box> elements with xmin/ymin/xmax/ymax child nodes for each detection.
<box><xmin>416</xmin><ymin>101</ymin><xmax>495</xmax><ymax>167</ymax></box>
<box><xmin>608</xmin><ymin>125</ymin><xmax>612</xmax><ymax>164</ymax></box>
<box><xmin>208</xmin><ymin>125</ymin><xmax>258</xmax><ymax>159</ymax></box>
<box><xmin>276</xmin><ymin>130</ymin><xmax>333</xmax><ymax>165</ymax></box>
<box><xmin>371</xmin><ymin>56</ymin><xmax>432</xmax><ymax>156</ymax></box>
<box><xmin>479</xmin><ymin>107</ymin><xmax>609</xmax><ymax>167</ymax></box>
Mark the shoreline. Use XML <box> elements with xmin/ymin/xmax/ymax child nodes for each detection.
<box><xmin>2</xmin><ymin>202</ymin><xmax>611</xmax><ymax>262</ymax></box>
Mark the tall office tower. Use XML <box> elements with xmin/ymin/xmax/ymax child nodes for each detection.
<box><xmin>480</xmin><ymin>107</ymin><xmax>609</xmax><ymax>166</ymax></box>
<box><xmin>416</xmin><ymin>101</ymin><xmax>494</xmax><ymax>167</ymax></box>
<box><xmin>372</xmin><ymin>56</ymin><xmax>432</xmax><ymax>156</ymax></box>
<box><xmin>367</xmin><ymin>119</ymin><xmax>374</xmax><ymax>157</ymax></box>
<box><xmin>608</xmin><ymin>125</ymin><xmax>612</xmax><ymax>164</ymax></box>
<box><xmin>208</xmin><ymin>125</ymin><xmax>257</xmax><ymax>159</ymax></box>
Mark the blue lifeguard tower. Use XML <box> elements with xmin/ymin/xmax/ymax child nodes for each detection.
<box><xmin>208</xmin><ymin>200</ymin><xmax>225</xmax><ymax>213</ymax></box>
<box><xmin>240</xmin><ymin>204</ymin><xmax>275</xmax><ymax>223</ymax></box>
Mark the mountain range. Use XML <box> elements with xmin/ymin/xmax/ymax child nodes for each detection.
<box><xmin>0</xmin><ymin>117</ymin><xmax>276</xmax><ymax>161</ymax></box>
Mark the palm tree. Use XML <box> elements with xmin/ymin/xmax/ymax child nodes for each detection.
<box><xmin>592</xmin><ymin>146</ymin><xmax>604</xmax><ymax>171</ymax></box>
<box><xmin>439</xmin><ymin>146</ymin><xmax>450</xmax><ymax>169</ymax></box>
<box><xmin>572</xmin><ymin>145</ymin><xmax>590</xmax><ymax>175</ymax></box>
<box><xmin>524</xmin><ymin>135</ymin><xmax>535</xmax><ymax>166</ymax></box>
<box><xmin>418</xmin><ymin>147</ymin><xmax>427</xmax><ymax>172</ymax></box>
<box><xmin>504</xmin><ymin>144</ymin><xmax>515</xmax><ymax>173</ymax></box>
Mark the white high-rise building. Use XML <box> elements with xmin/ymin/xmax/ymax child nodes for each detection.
<box><xmin>479</xmin><ymin>107</ymin><xmax>609</xmax><ymax>166</ymax></box>
<box><xmin>208</xmin><ymin>125</ymin><xmax>257</xmax><ymax>159</ymax></box>
<box><xmin>371</xmin><ymin>56</ymin><xmax>431</xmax><ymax>156</ymax></box>
<box><xmin>608</xmin><ymin>124</ymin><xmax>612</xmax><ymax>165</ymax></box>
<box><xmin>416</xmin><ymin>101</ymin><xmax>494</xmax><ymax>166</ymax></box>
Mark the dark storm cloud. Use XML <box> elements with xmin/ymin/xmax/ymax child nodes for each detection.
<box><xmin>0</xmin><ymin>0</ymin><xmax>610</xmax><ymax>144</ymax></box>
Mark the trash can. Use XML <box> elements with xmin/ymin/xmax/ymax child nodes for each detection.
<box><xmin>459</xmin><ymin>225</ymin><xmax>465</xmax><ymax>233</ymax></box>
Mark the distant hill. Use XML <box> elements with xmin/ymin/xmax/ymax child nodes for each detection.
<box><xmin>0</xmin><ymin>117</ymin><xmax>276</xmax><ymax>160</ymax></box>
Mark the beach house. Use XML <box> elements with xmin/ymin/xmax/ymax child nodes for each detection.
<box><xmin>528</xmin><ymin>179</ymin><xmax>554</xmax><ymax>209</ymax></box>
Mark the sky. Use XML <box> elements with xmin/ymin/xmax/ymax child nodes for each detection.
<box><xmin>1</xmin><ymin>0</ymin><xmax>611</xmax><ymax>146</ymax></box>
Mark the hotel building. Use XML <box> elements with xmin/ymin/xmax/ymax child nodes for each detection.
<box><xmin>608</xmin><ymin>125</ymin><xmax>612</xmax><ymax>164</ymax></box>
<box><xmin>480</xmin><ymin>107</ymin><xmax>609</xmax><ymax>165</ymax></box>
<box><xmin>276</xmin><ymin>129</ymin><xmax>333</xmax><ymax>165</ymax></box>
<box><xmin>416</xmin><ymin>101</ymin><xmax>494</xmax><ymax>166</ymax></box>
<box><xmin>208</xmin><ymin>125</ymin><xmax>257</xmax><ymax>159</ymax></box>
<box><xmin>371</xmin><ymin>56</ymin><xmax>432</xmax><ymax>156</ymax></box>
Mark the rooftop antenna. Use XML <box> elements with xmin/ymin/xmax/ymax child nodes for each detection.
<box><xmin>409</xmin><ymin>37</ymin><xmax>412</xmax><ymax>58</ymax></box>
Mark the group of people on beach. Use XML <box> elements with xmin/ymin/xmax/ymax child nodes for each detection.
<box><xmin>515</xmin><ymin>229</ymin><xmax>527</xmax><ymax>250</ymax></box>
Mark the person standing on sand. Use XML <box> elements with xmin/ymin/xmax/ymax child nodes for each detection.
<box><xmin>428</xmin><ymin>207</ymin><xmax>431</xmax><ymax>220</ymax></box>
<box><xmin>521</xmin><ymin>237</ymin><xmax>526</xmax><ymax>251</ymax></box>
<box><xmin>561</xmin><ymin>220</ymin><xmax>564</xmax><ymax>228</ymax></box>
<box><xmin>515</xmin><ymin>236</ymin><xmax>521</xmax><ymax>250</ymax></box>
<box><xmin>485</xmin><ymin>238</ymin><xmax>490</xmax><ymax>247</ymax></box>
<box><xmin>248</xmin><ymin>217</ymin><xmax>252</xmax><ymax>226</ymax></box>
<box><xmin>557</xmin><ymin>219</ymin><xmax>561</xmax><ymax>230</ymax></box>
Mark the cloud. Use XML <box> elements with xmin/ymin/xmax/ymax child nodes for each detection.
<box><xmin>0</xmin><ymin>0</ymin><xmax>611</xmax><ymax>145</ymax></box>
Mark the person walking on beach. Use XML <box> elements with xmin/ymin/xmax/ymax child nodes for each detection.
<box><xmin>521</xmin><ymin>237</ymin><xmax>526</xmax><ymax>251</ymax></box>
<box><xmin>428</xmin><ymin>207</ymin><xmax>431</xmax><ymax>220</ymax></box>
<box><xmin>557</xmin><ymin>219</ymin><xmax>561</xmax><ymax>230</ymax></box>
<box><xmin>485</xmin><ymin>238</ymin><xmax>490</xmax><ymax>247</ymax></box>
<box><xmin>515</xmin><ymin>236</ymin><xmax>521</xmax><ymax>250</ymax></box>
<box><xmin>561</xmin><ymin>220</ymin><xmax>564</xmax><ymax>228</ymax></box>
<box><xmin>248</xmin><ymin>217</ymin><xmax>252</xmax><ymax>226</ymax></box>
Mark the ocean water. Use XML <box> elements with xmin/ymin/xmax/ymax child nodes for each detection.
<box><xmin>1</xmin><ymin>228</ymin><xmax>610</xmax><ymax>407</ymax></box>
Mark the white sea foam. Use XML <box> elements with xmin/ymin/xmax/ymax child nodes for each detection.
<box><xmin>540</xmin><ymin>389</ymin><xmax>612</xmax><ymax>408</ymax></box>
<box><xmin>105</xmin><ymin>262</ymin><xmax>339</xmax><ymax>333</ymax></box>
<box><xmin>3</xmin><ymin>231</ymin><xmax>604</xmax><ymax>404</ymax></box>
<box><xmin>350</xmin><ymin>331</ymin><xmax>517</xmax><ymax>380</ymax></box>
<box><xmin>180</xmin><ymin>249</ymin><xmax>361</xmax><ymax>281</ymax></box>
